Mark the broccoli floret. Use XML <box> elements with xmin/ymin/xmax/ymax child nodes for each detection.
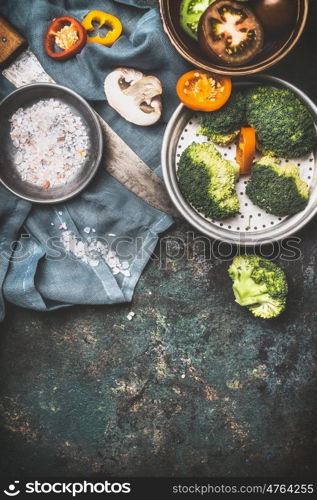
<box><xmin>177</xmin><ymin>142</ymin><xmax>240</xmax><ymax>220</ymax></box>
<box><xmin>228</xmin><ymin>255</ymin><xmax>288</xmax><ymax>319</ymax></box>
<box><xmin>246</xmin><ymin>156</ymin><xmax>309</xmax><ymax>216</ymax></box>
<box><xmin>198</xmin><ymin>91</ymin><xmax>246</xmax><ymax>136</ymax></box>
<box><xmin>245</xmin><ymin>86</ymin><xmax>317</xmax><ymax>158</ymax></box>
<box><xmin>204</xmin><ymin>130</ymin><xmax>240</xmax><ymax>147</ymax></box>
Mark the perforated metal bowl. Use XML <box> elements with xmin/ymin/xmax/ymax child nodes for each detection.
<box><xmin>161</xmin><ymin>75</ymin><xmax>317</xmax><ymax>245</ymax></box>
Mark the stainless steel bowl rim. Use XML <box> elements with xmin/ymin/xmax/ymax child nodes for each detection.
<box><xmin>0</xmin><ymin>83</ymin><xmax>103</xmax><ymax>204</ymax></box>
<box><xmin>161</xmin><ymin>74</ymin><xmax>317</xmax><ymax>246</ymax></box>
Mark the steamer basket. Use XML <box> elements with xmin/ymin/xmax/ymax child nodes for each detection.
<box><xmin>161</xmin><ymin>75</ymin><xmax>317</xmax><ymax>246</ymax></box>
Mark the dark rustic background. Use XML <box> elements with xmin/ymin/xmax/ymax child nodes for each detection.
<box><xmin>0</xmin><ymin>0</ymin><xmax>317</xmax><ymax>477</ymax></box>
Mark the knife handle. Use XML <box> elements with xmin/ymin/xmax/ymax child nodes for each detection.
<box><xmin>0</xmin><ymin>16</ymin><xmax>27</xmax><ymax>68</ymax></box>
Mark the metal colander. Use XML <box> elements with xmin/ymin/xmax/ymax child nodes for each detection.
<box><xmin>161</xmin><ymin>75</ymin><xmax>317</xmax><ymax>246</ymax></box>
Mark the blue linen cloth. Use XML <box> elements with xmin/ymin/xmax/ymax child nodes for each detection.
<box><xmin>0</xmin><ymin>0</ymin><xmax>190</xmax><ymax>320</ymax></box>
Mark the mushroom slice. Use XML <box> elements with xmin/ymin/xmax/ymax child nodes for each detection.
<box><xmin>104</xmin><ymin>67</ymin><xmax>163</xmax><ymax>126</ymax></box>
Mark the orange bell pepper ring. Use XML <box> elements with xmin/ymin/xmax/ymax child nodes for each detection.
<box><xmin>236</xmin><ymin>127</ymin><xmax>256</xmax><ymax>175</ymax></box>
<box><xmin>81</xmin><ymin>10</ymin><xmax>122</xmax><ymax>46</ymax></box>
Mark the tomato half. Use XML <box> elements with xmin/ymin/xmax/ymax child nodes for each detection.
<box><xmin>176</xmin><ymin>70</ymin><xmax>232</xmax><ymax>111</ymax></box>
<box><xmin>236</xmin><ymin>127</ymin><xmax>256</xmax><ymax>175</ymax></box>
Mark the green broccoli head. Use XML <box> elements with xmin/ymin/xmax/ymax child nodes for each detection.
<box><xmin>248</xmin><ymin>298</ymin><xmax>287</xmax><ymax>319</ymax></box>
<box><xmin>204</xmin><ymin>130</ymin><xmax>240</xmax><ymax>147</ymax></box>
<box><xmin>246</xmin><ymin>156</ymin><xmax>309</xmax><ymax>216</ymax></box>
<box><xmin>228</xmin><ymin>255</ymin><xmax>288</xmax><ymax>319</ymax></box>
<box><xmin>177</xmin><ymin>142</ymin><xmax>240</xmax><ymax>220</ymax></box>
<box><xmin>198</xmin><ymin>91</ymin><xmax>246</xmax><ymax>137</ymax></box>
<box><xmin>245</xmin><ymin>86</ymin><xmax>317</xmax><ymax>158</ymax></box>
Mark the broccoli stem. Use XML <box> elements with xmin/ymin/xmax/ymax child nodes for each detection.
<box><xmin>232</xmin><ymin>266</ymin><xmax>269</xmax><ymax>306</ymax></box>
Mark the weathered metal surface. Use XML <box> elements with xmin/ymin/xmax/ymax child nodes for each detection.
<box><xmin>0</xmin><ymin>0</ymin><xmax>317</xmax><ymax>479</ymax></box>
<box><xmin>0</xmin><ymin>215</ymin><xmax>317</xmax><ymax>477</ymax></box>
<box><xmin>3</xmin><ymin>47</ymin><xmax>176</xmax><ymax>215</ymax></box>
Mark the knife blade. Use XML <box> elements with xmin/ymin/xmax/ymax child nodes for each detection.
<box><xmin>0</xmin><ymin>16</ymin><xmax>178</xmax><ymax>217</ymax></box>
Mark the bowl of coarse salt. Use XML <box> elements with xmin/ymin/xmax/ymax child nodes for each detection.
<box><xmin>0</xmin><ymin>83</ymin><xmax>103</xmax><ymax>203</ymax></box>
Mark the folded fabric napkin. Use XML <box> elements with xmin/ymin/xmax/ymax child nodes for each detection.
<box><xmin>0</xmin><ymin>0</ymin><xmax>190</xmax><ymax>320</ymax></box>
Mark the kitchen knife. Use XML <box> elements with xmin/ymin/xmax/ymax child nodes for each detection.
<box><xmin>0</xmin><ymin>16</ymin><xmax>178</xmax><ymax>216</ymax></box>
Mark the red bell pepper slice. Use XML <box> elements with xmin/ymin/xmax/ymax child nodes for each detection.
<box><xmin>44</xmin><ymin>16</ymin><xmax>87</xmax><ymax>61</ymax></box>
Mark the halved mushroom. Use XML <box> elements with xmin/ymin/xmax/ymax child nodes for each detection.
<box><xmin>104</xmin><ymin>68</ymin><xmax>163</xmax><ymax>126</ymax></box>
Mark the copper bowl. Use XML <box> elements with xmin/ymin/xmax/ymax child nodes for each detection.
<box><xmin>159</xmin><ymin>0</ymin><xmax>309</xmax><ymax>76</ymax></box>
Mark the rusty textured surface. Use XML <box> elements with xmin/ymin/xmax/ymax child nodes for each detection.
<box><xmin>0</xmin><ymin>0</ymin><xmax>317</xmax><ymax>478</ymax></box>
<box><xmin>1</xmin><ymin>217</ymin><xmax>317</xmax><ymax>477</ymax></box>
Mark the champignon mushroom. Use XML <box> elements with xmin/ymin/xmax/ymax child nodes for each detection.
<box><xmin>104</xmin><ymin>67</ymin><xmax>163</xmax><ymax>126</ymax></box>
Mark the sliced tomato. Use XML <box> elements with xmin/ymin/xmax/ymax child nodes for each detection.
<box><xmin>236</xmin><ymin>127</ymin><xmax>256</xmax><ymax>175</ymax></box>
<box><xmin>176</xmin><ymin>70</ymin><xmax>232</xmax><ymax>111</ymax></box>
<box><xmin>198</xmin><ymin>0</ymin><xmax>264</xmax><ymax>66</ymax></box>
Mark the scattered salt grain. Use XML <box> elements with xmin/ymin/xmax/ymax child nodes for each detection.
<box><xmin>108</xmin><ymin>258</ymin><xmax>117</xmax><ymax>268</ymax></box>
<box><xmin>89</xmin><ymin>259</ymin><xmax>99</xmax><ymax>267</ymax></box>
<box><xmin>58</xmin><ymin>211</ymin><xmax>63</xmax><ymax>216</ymax></box>
<box><xmin>83</xmin><ymin>227</ymin><xmax>91</xmax><ymax>234</ymax></box>
<box><xmin>59</xmin><ymin>229</ymin><xmax>131</xmax><ymax>278</ymax></box>
<box><xmin>121</xmin><ymin>269</ymin><xmax>131</xmax><ymax>277</ymax></box>
<box><xmin>10</xmin><ymin>99</ymin><xmax>89</xmax><ymax>189</ymax></box>
<box><xmin>127</xmin><ymin>311</ymin><xmax>135</xmax><ymax>321</ymax></box>
<box><xmin>108</xmin><ymin>233</ymin><xmax>116</xmax><ymax>237</ymax></box>
<box><xmin>59</xmin><ymin>223</ymin><xmax>67</xmax><ymax>230</ymax></box>
<box><xmin>50</xmin><ymin>222</ymin><xmax>55</xmax><ymax>226</ymax></box>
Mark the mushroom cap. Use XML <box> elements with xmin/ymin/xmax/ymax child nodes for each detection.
<box><xmin>104</xmin><ymin>67</ymin><xmax>163</xmax><ymax>126</ymax></box>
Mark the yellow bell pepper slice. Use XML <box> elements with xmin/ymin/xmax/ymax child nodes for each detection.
<box><xmin>82</xmin><ymin>10</ymin><xmax>122</xmax><ymax>46</ymax></box>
